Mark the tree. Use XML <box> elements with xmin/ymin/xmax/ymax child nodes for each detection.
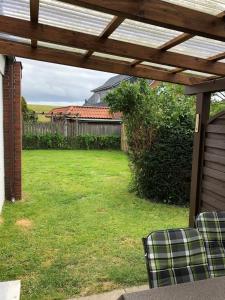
<box><xmin>105</xmin><ymin>80</ymin><xmax>195</xmax><ymax>205</ymax></box>
<box><xmin>21</xmin><ymin>96</ymin><xmax>37</xmax><ymax>123</ymax></box>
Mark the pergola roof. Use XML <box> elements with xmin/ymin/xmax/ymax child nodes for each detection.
<box><xmin>0</xmin><ymin>0</ymin><xmax>225</xmax><ymax>86</ymax></box>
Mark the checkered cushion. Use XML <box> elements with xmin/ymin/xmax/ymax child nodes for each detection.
<box><xmin>196</xmin><ymin>212</ymin><xmax>225</xmax><ymax>278</ymax></box>
<box><xmin>143</xmin><ymin>228</ymin><xmax>209</xmax><ymax>288</ymax></box>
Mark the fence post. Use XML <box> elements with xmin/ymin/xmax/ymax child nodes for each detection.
<box><xmin>189</xmin><ymin>92</ymin><xmax>211</xmax><ymax>227</ymax></box>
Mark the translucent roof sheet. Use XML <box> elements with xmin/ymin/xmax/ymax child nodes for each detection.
<box><xmin>183</xmin><ymin>70</ymin><xmax>215</xmax><ymax>77</ymax></box>
<box><xmin>93</xmin><ymin>52</ymin><xmax>134</xmax><ymax>62</ymax></box>
<box><xmin>0</xmin><ymin>32</ymin><xmax>30</xmax><ymax>44</ymax></box>
<box><xmin>39</xmin><ymin>0</ymin><xmax>114</xmax><ymax>35</ymax></box>
<box><xmin>110</xmin><ymin>19</ymin><xmax>182</xmax><ymax>48</ymax></box>
<box><xmin>171</xmin><ymin>36</ymin><xmax>225</xmax><ymax>58</ymax></box>
<box><xmin>140</xmin><ymin>62</ymin><xmax>176</xmax><ymax>71</ymax></box>
<box><xmin>163</xmin><ymin>0</ymin><xmax>225</xmax><ymax>16</ymax></box>
<box><xmin>0</xmin><ymin>0</ymin><xmax>30</xmax><ymax>20</ymax></box>
<box><xmin>38</xmin><ymin>42</ymin><xmax>86</xmax><ymax>55</ymax></box>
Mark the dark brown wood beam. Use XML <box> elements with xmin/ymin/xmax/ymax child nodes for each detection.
<box><xmin>0</xmin><ymin>39</ymin><xmax>205</xmax><ymax>86</ymax></box>
<box><xmin>84</xmin><ymin>16</ymin><xmax>124</xmax><ymax>58</ymax></box>
<box><xmin>189</xmin><ymin>92</ymin><xmax>211</xmax><ymax>226</ymax></box>
<box><xmin>185</xmin><ymin>77</ymin><xmax>225</xmax><ymax>95</ymax></box>
<box><xmin>61</xmin><ymin>0</ymin><xmax>225</xmax><ymax>42</ymax></box>
<box><xmin>1</xmin><ymin>16</ymin><xmax>225</xmax><ymax>76</ymax></box>
<box><xmin>30</xmin><ymin>0</ymin><xmax>39</xmax><ymax>48</ymax></box>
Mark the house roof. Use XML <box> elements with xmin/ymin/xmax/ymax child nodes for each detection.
<box><xmin>48</xmin><ymin>106</ymin><xmax>122</xmax><ymax>120</ymax></box>
<box><xmin>92</xmin><ymin>75</ymin><xmax>133</xmax><ymax>92</ymax></box>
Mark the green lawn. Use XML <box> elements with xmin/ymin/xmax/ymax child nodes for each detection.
<box><xmin>0</xmin><ymin>150</ymin><xmax>188</xmax><ymax>299</ymax></box>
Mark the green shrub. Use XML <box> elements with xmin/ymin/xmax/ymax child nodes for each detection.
<box><xmin>23</xmin><ymin>133</ymin><xmax>120</xmax><ymax>150</ymax></box>
<box><xmin>105</xmin><ymin>80</ymin><xmax>195</xmax><ymax>205</ymax></box>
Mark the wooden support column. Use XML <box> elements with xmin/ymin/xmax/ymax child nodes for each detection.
<box><xmin>189</xmin><ymin>92</ymin><xmax>211</xmax><ymax>226</ymax></box>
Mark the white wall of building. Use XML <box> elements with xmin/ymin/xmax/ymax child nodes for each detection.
<box><xmin>0</xmin><ymin>55</ymin><xmax>5</xmax><ymax>212</ymax></box>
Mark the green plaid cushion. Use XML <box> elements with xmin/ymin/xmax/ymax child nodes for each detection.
<box><xmin>144</xmin><ymin>228</ymin><xmax>209</xmax><ymax>288</ymax></box>
<box><xmin>196</xmin><ymin>212</ymin><xmax>225</xmax><ymax>278</ymax></box>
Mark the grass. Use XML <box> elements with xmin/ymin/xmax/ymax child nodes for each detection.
<box><xmin>28</xmin><ymin>104</ymin><xmax>61</xmax><ymax>123</ymax></box>
<box><xmin>0</xmin><ymin>150</ymin><xmax>188</xmax><ymax>299</ymax></box>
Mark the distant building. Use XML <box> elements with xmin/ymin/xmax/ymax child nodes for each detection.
<box><xmin>84</xmin><ymin>75</ymin><xmax>155</xmax><ymax>107</ymax></box>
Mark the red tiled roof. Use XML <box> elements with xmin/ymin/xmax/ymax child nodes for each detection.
<box><xmin>48</xmin><ymin>106</ymin><xmax>122</xmax><ymax>120</ymax></box>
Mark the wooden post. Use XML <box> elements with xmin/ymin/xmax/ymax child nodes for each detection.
<box><xmin>189</xmin><ymin>92</ymin><xmax>211</xmax><ymax>227</ymax></box>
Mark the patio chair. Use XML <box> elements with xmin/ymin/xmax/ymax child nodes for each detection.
<box><xmin>143</xmin><ymin>228</ymin><xmax>209</xmax><ymax>288</ymax></box>
<box><xmin>196</xmin><ymin>211</ymin><xmax>225</xmax><ymax>278</ymax></box>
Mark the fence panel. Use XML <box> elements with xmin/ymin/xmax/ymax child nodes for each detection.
<box><xmin>23</xmin><ymin>121</ymin><xmax>121</xmax><ymax>137</ymax></box>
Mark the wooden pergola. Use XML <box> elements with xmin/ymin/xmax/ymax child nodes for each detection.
<box><xmin>1</xmin><ymin>0</ymin><xmax>225</xmax><ymax>225</ymax></box>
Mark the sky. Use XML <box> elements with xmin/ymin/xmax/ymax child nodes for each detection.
<box><xmin>18</xmin><ymin>57</ymin><xmax>115</xmax><ymax>106</ymax></box>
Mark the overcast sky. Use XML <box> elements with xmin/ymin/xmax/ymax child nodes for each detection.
<box><xmin>18</xmin><ymin>58</ymin><xmax>115</xmax><ymax>106</ymax></box>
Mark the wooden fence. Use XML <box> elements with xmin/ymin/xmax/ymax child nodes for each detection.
<box><xmin>23</xmin><ymin>121</ymin><xmax>121</xmax><ymax>137</ymax></box>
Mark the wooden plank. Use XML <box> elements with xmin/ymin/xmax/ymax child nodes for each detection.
<box><xmin>206</xmin><ymin>124</ymin><xmax>225</xmax><ymax>134</ymax></box>
<box><xmin>189</xmin><ymin>92</ymin><xmax>211</xmax><ymax>226</ymax></box>
<box><xmin>202</xmin><ymin>178</ymin><xmax>225</xmax><ymax>198</ymax></box>
<box><xmin>204</xmin><ymin>152</ymin><xmax>225</xmax><ymax>166</ymax></box>
<box><xmin>0</xmin><ymin>39</ymin><xmax>204</xmax><ymax>86</ymax></box>
<box><xmin>185</xmin><ymin>77</ymin><xmax>225</xmax><ymax>95</ymax></box>
<box><xmin>203</xmin><ymin>167</ymin><xmax>225</xmax><ymax>182</ymax></box>
<box><xmin>85</xmin><ymin>16</ymin><xmax>124</xmax><ymax>58</ymax></box>
<box><xmin>201</xmin><ymin>189</ymin><xmax>225</xmax><ymax>210</ymax></box>
<box><xmin>1</xmin><ymin>16</ymin><xmax>225</xmax><ymax>76</ymax></box>
<box><xmin>205</xmin><ymin>138</ymin><xmax>225</xmax><ymax>150</ymax></box>
<box><xmin>62</xmin><ymin>0</ymin><xmax>225</xmax><ymax>42</ymax></box>
<box><xmin>205</xmin><ymin>147</ymin><xmax>225</xmax><ymax>158</ymax></box>
<box><xmin>30</xmin><ymin>0</ymin><xmax>39</xmax><ymax>48</ymax></box>
<box><xmin>205</xmin><ymin>161</ymin><xmax>225</xmax><ymax>173</ymax></box>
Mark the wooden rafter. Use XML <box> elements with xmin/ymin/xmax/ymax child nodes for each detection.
<box><xmin>61</xmin><ymin>0</ymin><xmax>225</xmax><ymax>42</ymax></box>
<box><xmin>1</xmin><ymin>16</ymin><xmax>225</xmax><ymax>76</ymax></box>
<box><xmin>30</xmin><ymin>0</ymin><xmax>39</xmax><ymax>48</ymax></box>
<box><xmin>84</xmin><ymin>16</ymin><xmax>124</xmax><ymax>58</ymax></box>
<box><xmin>0</xmin><ymin>39</ymin><xmax>205</xmax><ymax>86</ymax></box>
<box><xmin>132</xmin><ymin>11</ymin><xmax>225</xmax><ymax>68</ymax></box>
<box><xmin>185</xmin><ymin>77</ymin><xmax>225</xmax><ymax>95</ymax></box>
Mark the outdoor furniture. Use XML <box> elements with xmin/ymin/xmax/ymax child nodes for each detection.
<box><xmin>117</xmin><ymin>276</ymin><xmax>225</xmax><ymax>300</ymax></box>
<box><xmin>143</xmin><ymin>228</ymin><xmax>209</xmax><ymax>288</ymax></box>
<box><xmin>196</xmin><ymin>211</ymin><xmax>225</xmax><ymax>278</ymax></box>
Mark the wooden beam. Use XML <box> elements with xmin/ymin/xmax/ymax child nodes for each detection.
<box><xmin>85</xmin><ymin>16</ymin><xmax>124</xmax><ymax>58</ymax></box>
<box><xmin>189</xmin><ymin>92</ymin><xmax>211</xmax><ymax>226</ymax></box>
<box><xmin>30</xmin><ymin>0</ymin><xmax>39</xmax><ymax>48</ymax></box>
<box><xmin>1</xmin><ymin>16</ymin><xmax>225</xmax><ymax>77</ymax></box>
<box><xmin>131</xmin><ymin>33</ymin><xmax>194</xmax><ymax>67</ymax></box>
<box><xmin>158</xmin><ymin>33</ymin><xmax>192</xmax><ymax>51</ymax></box>
<box><xmin>208</xmin><ymin>52</ymin><xmax>225</xmax><ymax>62</ymax></box>
<box><xmin>0</xmin><ymin>39</ymin><xmax>205</xmax><ymax>86</ymax></box>
<box><xmin>185</xmin><ymin>77</ymin><xmax>225</xmax><ymax>95</ymax></box>
<box><xmin>61</xmin><ymin>0</ymin><xmax>225</xmax><ymax>42</ymax></box>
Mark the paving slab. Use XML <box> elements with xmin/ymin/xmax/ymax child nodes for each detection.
<box><xmin>69</xmin><ymin>285</ymin><xmax>149</xmax><ymax>300</ymax></box>
<box><xmin>0</xmin><ymin>280</ymin><xmax>21</xmax><ymax>300</ymax></box>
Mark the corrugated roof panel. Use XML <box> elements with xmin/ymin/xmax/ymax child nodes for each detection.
<box><xmin>140</xmin><ymin>62</ymin><xmax>177</xmax><ymax>71</ymax></box>
<box><xmin>171</xmin><ymin>36</ymin><xmax>225</xmax><ymax>58</ymax></box>
<box><xmin>93</xmin><ymin>52</ymin><xmax>134</xmax><ymax>62</ymax></box>
<box><xmin>163</xmin><ymin>0</ymin><xmax>225</xmax><ymax>16</ymax></box>
<box><xmin>0</xmin><ymin>0</ymin><xmax>30</xmax><ymax>20</ymax></box>
<box><xmin>182</xmin><ymin>70</ymin><xmax>215</xmax><ymax>77</ymax></box>
<box><xmin>38</xmin><ymin>41</ymin><xmax>86</xmax><ymax>54</ymax></box>
<box><xmin>110</xmin><ymin>19</ymin><xmax>182</xmax><ymax>48</ymax></box>
<box><xmin>0</xmin><ymin>32</ymin><xmax>30</xmax><ymax>44</ymax></box>
<box><xmin>39</xmin><ymin>0</ymin><xmax>114</xmax><ymax>35</ymax></box>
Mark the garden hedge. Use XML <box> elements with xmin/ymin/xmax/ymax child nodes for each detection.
<box><xmin>23</xmin><ymin>134</ymin><xmax>120</xmax><ymax>150</ymax></box>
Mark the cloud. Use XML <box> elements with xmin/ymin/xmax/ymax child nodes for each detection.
<box><xmin>18</xmin><ymin>57</ymin><xmax>115</xmax><ymax>106</ymax></box>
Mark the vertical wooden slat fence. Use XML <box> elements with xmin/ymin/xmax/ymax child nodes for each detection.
<box><xmin>23</xmin><ymin>121</ymin><xmax>121</xmax><ymax>137</ymax></box>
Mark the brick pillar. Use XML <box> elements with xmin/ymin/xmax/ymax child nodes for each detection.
<box><xmin>3</xmin><ymin>60</ymin><xmax>22</xmax><ymax>200</ymax></box>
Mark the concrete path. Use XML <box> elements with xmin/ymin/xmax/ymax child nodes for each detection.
<box><xmin>70</xmin><ymin>285</ymin><xmax>148</xmax><ymax>300</ymax></box>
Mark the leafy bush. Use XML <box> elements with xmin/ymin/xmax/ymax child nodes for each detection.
<box><xmin>105</xmin><ymin>80</ymin><xmax>195</xmax><ymax>205</ymax></box>
<box><xmin>23</xmin><ymin>133</ymin><xmax>120</xmax><ymax>150</ymax></box>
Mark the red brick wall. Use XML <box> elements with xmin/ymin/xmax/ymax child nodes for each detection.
<box><xmin>3</xmin><ymin>60</ymin><xmax>22</xmax><ymax>200</ymax></box>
